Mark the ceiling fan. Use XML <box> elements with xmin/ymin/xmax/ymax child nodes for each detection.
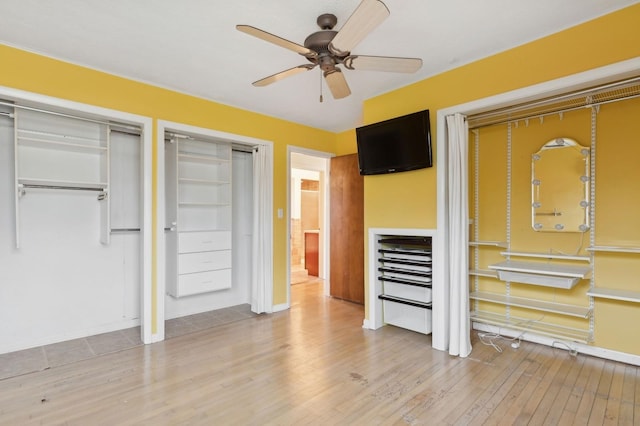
<box><xmin>236</xmin><ymin>0</ymin><xmax>422</xmax><ymax>101</ymax></box>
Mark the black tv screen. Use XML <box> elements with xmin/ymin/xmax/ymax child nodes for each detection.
<box><xmin>356</xmin><ymin>109</ymin><xmax>432</xmax><ymax>176</ymax></box>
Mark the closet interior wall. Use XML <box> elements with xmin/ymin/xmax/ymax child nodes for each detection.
<box><xmin>0</xmin><ymin>103</ymin><xmax>142</xmax><ymax>354</ymax></box>
<box><xmin>469</xmin><ymin>94</ymin><xmax>640</xmax><ymax>355</ymax></box>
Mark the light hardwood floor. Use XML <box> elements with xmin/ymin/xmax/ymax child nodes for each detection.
<box><xmin>0</xmin><ymin>280</ymin><xmax>638</xmax><ymax>425</ymax></box>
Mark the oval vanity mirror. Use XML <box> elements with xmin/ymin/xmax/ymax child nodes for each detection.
<box><xmin>531</xmin><ymin>137</ymin><xmax>590</xmax><ymax>233</ymax></box>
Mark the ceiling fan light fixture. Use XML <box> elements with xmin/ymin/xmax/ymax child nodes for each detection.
<box><xmin>324</xmin><ymin>69</ymin><xmax>351</xmax><ymax>99</ymax></box>
<box><xmin>329</xmin><ymin>0</ymin><xmax>390</xmax><ymax>56</ymax></box>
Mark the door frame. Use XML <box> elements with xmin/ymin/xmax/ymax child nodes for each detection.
<box><xmin>286</xmin><ymin>145</ymin><xmax>334</xmax><ymax>305</ymax></box>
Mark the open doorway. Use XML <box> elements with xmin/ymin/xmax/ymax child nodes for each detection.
<box><xmin>288</xmin><ymin>148</ymin><xmax>332</xmax><ymax>303</ymax></box>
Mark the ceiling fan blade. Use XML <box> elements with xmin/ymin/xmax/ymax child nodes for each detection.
<box><xmin>324</xmin><ymin>69</ymin><xmax>351</xmax><ymax>99</ymax></box>
<box><xmin>253</xmin><ymin>64</ymin><xmax>316</xmax><ymax>87</ymax></box>
<box><xmin>343</xmin><ymin>55</ymin><xmax>422</xmax><ymax>73</ymax></box>
<box><xmin>329</xmin><ymin>0</ymin><xmax>390</xmax><ymax>56</ymax></box>
<box><xmin>237</xmin><ymin>25</ymin><xmax>317</xmax><ymax>58</ymax></box>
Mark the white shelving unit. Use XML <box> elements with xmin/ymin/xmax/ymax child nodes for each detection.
<box><xmin>165</xmin><ymin>136</ymin><xmax>232</xmax><ymax>298</ymax></box>
<box><xmin>14</xmin><ymin>109</ymin><xmax>110</xmax><ymax>247</ymax></box>
<box><xmin>376</xmin><ymin>236</ymin><xmax>433</xmax><ymax>334</ymax></box>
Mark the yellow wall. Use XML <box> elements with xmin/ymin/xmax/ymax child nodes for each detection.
<box><xmin>2</xmin><ymin>3</ymin><xmax>639</xmax><ymax>354</ymax></box>
<box><xmin>0</xmin><ymin>43</ymin><xmax>337</xmax><ymax>320</ymax></box>
<box><xmin>354</xmin><ymin>3</ymin><xmax>640</xmax><ymax>353</ymax></box>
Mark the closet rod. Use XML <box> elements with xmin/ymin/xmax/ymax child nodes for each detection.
<box><xmin>0</xmin><ymin>100</ymin><xmax>141</xmax><ymax>132</ymax></box>
<box><xmin>111</xmin><ymin>228</ymin><xmax>141</xmax><ymax>233</ymax></box>
<box><xmin>20</xmin><ymin>184</ymin><xmax>106</xmax><ymax>191</ymax></box>
<box><xmin>467</xmin><ymin>76</ymin><xmax>640</xmax><ymax>129</ymax></box>
<box><xmin>468</xmin><ymin>94</ymin><xmax>640</xmax><ymax>130</ymax></box>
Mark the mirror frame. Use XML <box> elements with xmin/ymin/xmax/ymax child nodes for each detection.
<box><xmin>531</xmin><ymin>137</ymin><xmax>590</xmax><ymax>233</ymax></box>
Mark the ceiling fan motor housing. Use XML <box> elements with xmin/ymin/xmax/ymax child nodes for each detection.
<box><xmin>303</xmin><ymin>14</ymin><xmax>349</xmax><ymax>72</ymax></box>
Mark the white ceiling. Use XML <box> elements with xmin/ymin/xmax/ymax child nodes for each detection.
<box><xmin>0</xmin><ymin>0</ymin><xmax>636</xmax><ymax>132</ymax></box>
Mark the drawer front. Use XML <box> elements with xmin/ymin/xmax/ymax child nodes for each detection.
<box><xmin>382</xmin><ymin>299</ymin><xmax>432</xmax><ymax>335</ymax></box>
<box><xmin>179</xmin><ymin>231</ymin><xmax>231</xmax><ymax>253</ymax></box>
<box><xmin>383</xmin><ymin>282</ymin><xmax>432</xmax><ymax>303</ymax></box>
<box><xmin>179</xmin><ymin>250</ymin><xmax>231</xmax><ymax>274</ymax></box>
<box><xmin>177</xmin><ymin>269</ymin><xmax>232</xmax><ymax>297</ymax></box>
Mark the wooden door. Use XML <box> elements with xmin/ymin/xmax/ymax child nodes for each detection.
<box><xmin>330</xmin><ymin>154</ymin><xmax>364</xmax><ymax>304</ymax></box>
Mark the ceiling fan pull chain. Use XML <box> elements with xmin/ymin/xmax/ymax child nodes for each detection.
<box><xmin>319</xmin><ymin>69</ymin><xmax>324</xmax><ymax>103</ymax></box>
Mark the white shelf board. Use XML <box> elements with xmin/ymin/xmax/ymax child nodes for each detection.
<box><xmin>587</xmin><ymin>288</ymin><xmax>640</xmax><ymax>303</ymax></box>
<box><xmin>470</xmin><ymin>291</ymin><xmax>591</xmax><ymax>318</ymax></box>
<box><xmin>469</xmin><ymin>269</ymin><xmax>498</xmax><ymax>278</ymax></box>
<box><xmin>488</xmin><ymin>260</ymin><xmax>591</xmax><ymax>289</ymax></box>
<box><xmin>178</xmin><ymin>201</ymin><xmax>229</xmax><ymax>207</ymax></box>
<box><xmin>178</xmin><ymin>152</ymin><xmax>229</xmax><ymax>164</ymax></box>
<box><xmin>178</xmin><ymin>178</ymin><xmax>229</xmax><ymax>185</ymax></box>
<box><xmin>587</xmin><ymin>245</ymin><xmax>640</xmax><ymax>254</ymax></box>
<box><xmin>501</xmin><ymin>251</ymin><xmax>590</xmax><ymax>262</ymax></box>
<box><xmin>18</xmin><ymin>177</ymin><xmax>108</xmax><ymax>190</ymax></box>
<box><xmin>18</xmin><ymin>135</ymin><xmax>106</xmax><ymax>153</ymax></box>
<box><xmin>469</xmin><ymin>241</ymin><xmax>508</xmax><ymax>248</ymax></box>
<box><xmin>489</xmin><ymin>260</ymin><xmax>591</xmax><ymax>278</ymax></box>
<box><xmin>471</xmin><ymin>310</ymin><xmax>592</xmax><ymax>343</ymax></box>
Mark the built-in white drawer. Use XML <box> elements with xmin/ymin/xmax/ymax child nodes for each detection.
<box><xmin>179</xmin><ymin>250</ymin><xmax>231</xmax><ymax>274</ymax></box>
<box><xmin>383</xmin><ymin>282</ymin><xmax>432</xmax><ymax>303</ymax></box>
<box><xmin>382</xmin><ymin>299</ymin><xmax>432</xmax><ymax>335</ymax></box>
<box><xmin>177</xmin><ymin>269</ymin><xmax>232</xmax><ymax>297</ymax></box>
<box><xmin>178</xmin><ymin>231</ymin><xmax>231</xmax><ymax>253</ymax></box>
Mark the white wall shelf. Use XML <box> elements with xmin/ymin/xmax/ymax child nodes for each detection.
<box><xmin>469</xmin><ymin>241</ymin><xmax>507</xmax><ymax>248</ymax></box>
<box><xmin>469</xmin><ymin>269</ymin><xmax>498</xmax><ymax>278</ymax></box>
<box><xmin>489</xmin><ymin>260</ymin><xmax>592</xmax><ymax>289</ymax></box>
<box><xmin>587</xmin><ymin>288</ymin><xmax>640</xmax><ymax>303</ymax></box>
<box><xmin>18</xmin><ymin>178</ymin><xmax>108</xmax><ymax>191</ymax></box>
<box><xmin>587</xmin><ymin>245</ymin><xmax>640</xmax><ymax>254</ymax></box>
<box><xmin>470</xmin><ymin>291</ymin><xmax>592</xmax><ymax>318</ymax></box>
<box><xmin>501</xmin><ymin>251</ymin><xmax>590</xmax><ymax>262</ymax></box>
<box><xmin>471</xmin><ymin>310</ymin><xmax>592</xmax><ymax>343</ymax></box>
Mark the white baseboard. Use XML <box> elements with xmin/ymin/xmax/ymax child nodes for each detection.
<box><xmin>362</xmin><ymin>319</ymin><xmax>371</xmax><ymax>329</ymax></box>
<box><xmin>473</xmin><ymin>322</ymin><xmax>640</xmax><ymax>366</ymax></box>
<box><xmin>271</xmin><ymin>303</ymin><xmax>289</xmax><ymax>313</ymax></box>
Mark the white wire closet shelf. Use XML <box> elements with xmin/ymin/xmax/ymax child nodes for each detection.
<box><xmin>471</xmin><ymin>310</ymin><xmax>593</xmax><ymax>343</ymax></box>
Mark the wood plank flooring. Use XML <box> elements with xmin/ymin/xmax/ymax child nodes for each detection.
<box><xmin>0</xmin><ymin>280</ymin><xmax>638</xmax><ymax>425</ymax></box>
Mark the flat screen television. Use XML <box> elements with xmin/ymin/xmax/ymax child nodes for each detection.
<box><xmin>356</xmin><ymin>109</ymin><xmax>432</xmax><ymax>176</ymax></box>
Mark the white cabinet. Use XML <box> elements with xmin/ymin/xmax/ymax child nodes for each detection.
<box><xmin>165</xmin><ymin>136</ymin><xmax>232</xmax><ymax>298</ymax></box>
<box><xmin>14</xmin><ymin>109</ymin><xmax>110</xmax><ymax>246</ymax></box>
<box><xmin>377</xmin><ymin>236</ymin><xmax>433</xmax><ymax>334</ymax></box>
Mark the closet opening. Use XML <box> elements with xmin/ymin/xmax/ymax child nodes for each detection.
<box><xmin>158</xmin><ymin>120</ymin><xmax>274</xmax><ymax>339</ymax></box>
<box><xmin>0</xmin><ymin>94</ymin><xmax>152</xmax><ymax>355</ymax></box>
